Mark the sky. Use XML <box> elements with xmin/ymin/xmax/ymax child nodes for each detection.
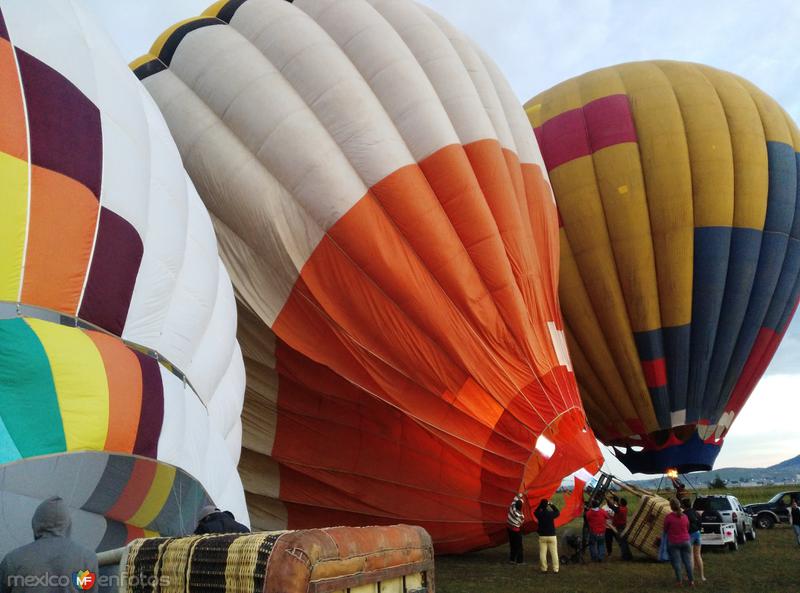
<box><xmin>85</xmin><ymin>0</ymin><xmax>799</xmax><ymax>478</ymax></box>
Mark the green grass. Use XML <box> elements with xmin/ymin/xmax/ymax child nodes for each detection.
<box><xmin>435</xmin><ymin>485</ymin><xmax>800</xmax><ymax>593</ymax></box>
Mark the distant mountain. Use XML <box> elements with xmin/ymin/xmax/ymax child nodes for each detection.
<box><xmin>629</xmin><ymin>454</ymin><xmax>800</xmax><ymax>489</ymax></box>
<box><xmin>768</xmin><ymin>454</ymin><xmax>800</xmax><ymax>472</ymax></box>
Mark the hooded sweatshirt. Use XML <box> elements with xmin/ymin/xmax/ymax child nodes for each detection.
<box><xmin>0</xmin><ymin>497</ymin><xmax>98</xmax><ymax>593</ymax></box>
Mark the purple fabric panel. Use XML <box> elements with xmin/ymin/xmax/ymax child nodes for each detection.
<box><xmin>536</xmin><ymin>108</ymin><xmax>591</xmax><ymax>170</ymax></box>
<box><xmin>133</xmin><ymin>351</ymin><xmax>164</xmax><ymax>459</ymax></box>
<box><xmin>583</xmin><ymin>94</ymin><xmax>638</xmax><ymax>152</ymax></box>
<box><xmin>78</xmin><ymin>207</ymin><xmax>143</xmax><ymax>335</ymax></box>
<box><xmin>15</xmin><ymin>48</ymin><xmax>102</xmax><ymax>198</ymax></box>
<box><xmin>0</xmin><ymin>8</ymin><xmax>8</xmax><ymax>41</ymax></box>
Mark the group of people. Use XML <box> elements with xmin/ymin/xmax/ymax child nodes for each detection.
<box><xmin>506</xmin><ymin>493</ymin><xmax>561</xmax><ymax>573</ymax></box>
<box><xmin>583</xmin><ymin>494</ymin><xmax>631</xmax><ymax>561</ymax></box>
<box><xmin>506</xmin><ymin>488</ymin><xmax>711</xmax><ymax>588</ymax></box>
<box><xmin>0</xmin><ymin>497</ymin><xmax>249</xmax><ymax>592</ymax></box>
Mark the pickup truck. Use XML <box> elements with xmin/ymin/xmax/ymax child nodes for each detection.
<box><xmin>693</xmin><ymin>494</ymin><xmax>756</xmax><ymax>545</ymax></box>
<box><xmin>743</xmin><ymin>491</ymin><xmax>800</xmax><ymax>529</ymax></box>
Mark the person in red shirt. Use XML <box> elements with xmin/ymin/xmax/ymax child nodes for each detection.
<box><xmin>584</xmin><ymin>500</ymin><xmax>608</xmax><ymax>562</ymax></box>
<box><xmin>606</xmin><ymin>495</ymin><xmax>633</xmax><ymax>560</ymax></box>
<box><xmin>663</xmin><ymin>498</ymin><xmax>694</xmax><ymax>586</ymax></box>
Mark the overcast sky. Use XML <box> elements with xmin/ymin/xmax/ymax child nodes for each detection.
<box><xmin>85</xmin><ymin>0</ymin><xmax>799</xmax><ymax>478</ymax></box>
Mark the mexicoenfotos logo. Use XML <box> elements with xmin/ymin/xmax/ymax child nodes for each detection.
<box><xmin>72</xmin><ymin>570</ymin><xmax>96</xmax><ymax>590</ymax></box>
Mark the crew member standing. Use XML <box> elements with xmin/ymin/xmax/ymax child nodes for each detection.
<box><xmin>507</xmin><ymin>494</ymin><xmax>525</xmax><ymax>564</ymax></box>
<box><xmin>534</xmin><ymin>499</ymin><xmax>560</xmax><ymax>573</ymax></box>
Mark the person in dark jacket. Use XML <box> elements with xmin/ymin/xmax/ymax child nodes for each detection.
<box><xmin>534</xmin><ymin>499</ymin><xmax>560</xmax><ymax>573</ymax></box>
<box><xmin>506</xmin><ymin>494</ymin><xmax>525</xmax><ymax>564</ymax></box>
<box><xmin>194</xmin><ymin>505</ymin><xmax>250</xmax><ymax>535</ymax></box>
<box><xmin>0</xmin><ymin>496</ymin><xmax>98</xmax><ymax>593</ymax></box>
<box><xmin>681</xmin><ymin>498</ymin><xmax>705</xmax><ymax>582</ymax></box>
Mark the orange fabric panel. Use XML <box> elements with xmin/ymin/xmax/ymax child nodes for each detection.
<box><xmin>106</xmin><ymin>458</ymin><xmax>157</xmax><ymax>523</ymax></box>
<box><xmin>20</xmin><ymin>165</ymin><xmax>98</xmax><ymax>314</ymax></box>
<box><xmin>86</xmin><ymin>330</ymin><xmax>142</xmax><ymax>453</ymax></box>
<box><xmin>0</xmin><ymin>38</ymin><xmax>26</xmax><ymax>160</ymax></box>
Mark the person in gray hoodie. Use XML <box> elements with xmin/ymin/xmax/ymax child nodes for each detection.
<box><xmin>0</xmin><ymin>496</ymin><xmax>98</xmax><ymax>593</ymax></box>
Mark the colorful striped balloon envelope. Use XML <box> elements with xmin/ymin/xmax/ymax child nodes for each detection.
<box><xmin>134</xmin><ymin>0</ymin><xmax>602</xmax><ymax>553</ymax></box>
<box><xmin>0</xmin><ymin>0</ymin><xmax>247</xmax><ymax>550</ymax></box>
<box><xmin>526</xmin><ymin>61</ymin><xmax>800</xmax><ymax>474</ymax></box>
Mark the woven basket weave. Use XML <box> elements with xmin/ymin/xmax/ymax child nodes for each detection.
<box><xmin>622</xmin><ymin>495</ymin><xmax>671</xmax><ymax>559</ymax></box>
<box><xmin>124</xmin><ymin>533</ymin><xmax>283</xmax><ymax>593</ymax></box>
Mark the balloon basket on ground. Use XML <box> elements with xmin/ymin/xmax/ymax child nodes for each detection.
<box><xmin>103</xmin><ymin>524</ymin><xmax>433</xmax><ymax>593</ymax></box>
<box><xmin>612</xmin><ymin>477</ymin><xmax>672</xmax><ymax>560</ymax></box>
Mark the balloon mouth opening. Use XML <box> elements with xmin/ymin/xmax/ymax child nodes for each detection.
<box><xmin>610</xmin><ymin>431</ymin><xmax>723</xmax><ymax>475</ymax></box>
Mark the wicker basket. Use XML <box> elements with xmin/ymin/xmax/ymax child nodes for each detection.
<box><xmin>122</xmin><ymin>525</ymin><xmax>433</xmax><ymax>593</ymax></box>
<box><xmin>622</xmin><ymin>495</ymin><xmax>671</xmax><ymax>559</ymax></box>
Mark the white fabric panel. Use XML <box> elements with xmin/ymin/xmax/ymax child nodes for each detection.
<box><xmin>151</xmin><ymin>179</ymin><xmax>219</xmax><ymax>371</ymax></box>
<box><xmin>207</xmin><ymin>341</ymin><xmax>247</xmax><ymax>460</ymax></box>
<box><xmin>187</xmin><ymin>261</ymin><xmax>237</xmax><ymax>404</ymax></box>
<box><xmin>140</xmin><ymin>69</ymin><xmax>318</xmax><ymax>325</ymax></box>
<box><xmin>1</xmin><ymin>1</ymin><xmax>97</xmax><ymax>103</ymax></box>
<box><xmin>368</xmin><ymin>0</ymin><xmax>496</xmax><ymax>147</ymax></box>
<box><xmin>417</xmin><ymin>5</ymin><xmax>516</xmax><ymax>153</ymax></box>
<box><xmin>231</xmin><ymin>0</ymin><xmax>415</xmax><ymax>190</ymax></box>
<box><xmin>157</xmin><ymin>367</ymin><xmax>248</xmax><ymax>524</ymax></box>
<box><xmin>296</xmin><ymin>0</ymin><xmax>458</xmax><ymax>162</ymax></box>
<box><xmin>474</xmin><ymin>46</ymin><xmax>545</xmax><ymax>168</ymax></box>
<box><xmin>169</xmin><ymin>22</ymin><xmax>365</xmax><ymax>231</ymax></box>
<box><xmin>123</xmin><ymin>90</ymin><xmax>190</xmax><ymax>346</ymax></box>
<box><xmin>224</xmin><ymin>419</ymin><xmax>244</xmax><ymax>465</ymax></box>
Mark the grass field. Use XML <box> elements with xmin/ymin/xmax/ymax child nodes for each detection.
<box><xmin>435</xmin><ymin>485</ymin><xmax>800</xmax><ymax>593</ymax></box>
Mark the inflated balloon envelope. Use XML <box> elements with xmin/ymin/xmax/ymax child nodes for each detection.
<box><xmin>133</xmin><ymin>0</ymin><xmax>602</xmax><ymax>552</ymax></box>
<box><xmin>0</xmin><ymin>0</ymin><xmax>247</xmax><ymax>550</ymax></box>
<box><xmin>526</xmin><ymin>61</ymin><xmax>800</xmax><ymax>474</ymax></box>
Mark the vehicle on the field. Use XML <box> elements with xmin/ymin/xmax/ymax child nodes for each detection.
<box><xmin>693</xmin><ymin>494</ymin><xmax>756</xmax><ymax>545</ymax></box>
<box><xmin>699</xmin><ymin>520</ymin><xmax>739</xmax><ymax>551</ymax></box>
<box><xmin>743</xmin><ymin>491</ymin><xmax>800</xmax><ymax>529</ymax></box>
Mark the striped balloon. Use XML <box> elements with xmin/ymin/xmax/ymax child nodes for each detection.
<box><xmin>134</xmin><ymin>0</ymin><xmax>602</xmax><ymax>552</ymax></box>
<box><xmin>526</xmin><ymin>61</ymin><xmax>800</xmax><ymax>473</ymax></box>
<box><xmin>0</xmin><ymin>0</ymin><xmax>247</xmax><ymax>545</ymax></box>
<box><xmin>0</xmin><ymin>452</ymin><xmax>212</xmax><ymax>558</ymax></box>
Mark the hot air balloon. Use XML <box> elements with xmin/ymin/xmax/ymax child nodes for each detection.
<box><xmin>0</xmin><ymin>0</ymin><xmax>246</xmax><ymax>556</ymax></box>
<box><xmin>133</xmin><ymin>0</ymin><xmax>602</xmax><ymax>552</ymax></box>
<box><xmin>525</xmin><ymin>61</ymin><xmax>800</xmax><ymax>474</ymax></box>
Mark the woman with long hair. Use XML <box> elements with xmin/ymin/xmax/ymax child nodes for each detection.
<box><xmin>681</xmin><ymin>498</ymin><xmax>705</xmax><ymax>582</ymax></box>
<box><xmin>663</xmin><ymin>498</ymin><xmax>694</xmax><ymax>586</ymax></box>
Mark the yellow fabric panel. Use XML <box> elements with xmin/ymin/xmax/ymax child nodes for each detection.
<box><xmin>203</xmin><ymin>0</ymin><xmax>229</xmax><ymax>17</ymax></box>
<box><xmin>149</xmin><ymin>17</ymin><xmax>212</xmax><ymax>57</ymax></box>
<box><xmin>735</xmin><ymin>76</ymin><xmax>793</xmax><ymax>145</ymax></box>
<box><xmin>564</xmin><ymin>324</ymin><xmax>627</xmax><ymax>437</ymax></box>
<box><xmin>129</xmin><ymin>54</ymin><xmax>157</xmax><ymax>70</ymax></box>
<box><xmin>585</xmin><ymin>142</ymin><xmax>661</xmax><ymax>332</ymax></box>
<box><xmin>558</xmin><ymin>231</ymin><xmax>657</xmax><ymax>433</ymax></box>
<box><xmin>657</xmin><ymin>62</ymin><xmax>734</xmax><ymax>228</ymax></box>
<box><xmin>617</xmin><ymin>62</ymin><xmax>693</xmax><ymax>328</ymax></box>
<box><xmin>25</xmin><ymin>319</ymin><xmax>109</xmax><ymax>451</ymax></box>
<box><xmin>783</xmin><ymin>107</ymin><xmax>800</xmax><ymax>151</ymax></box>
<box><xmin>128</xmin><ymin>463</ymin><xmax>176</xmax><ymax>528</ymax></box>
<box><xmin>0</xmin><ymin>152</ymin><xmax>27</xmax><ymax>302</ymax></box>
<box><xmin>524</xmin><ymin>102</ymin><xmax>543</xmax><ymax>128</ymax></box>
<box><xmin>574</xmin><ymin>65</ymin><xmax>627</xmax><ymax>105</ymax></box>
<box><xmin>532</xmin><ymin>77</ymin><xmax>583</xmax><ymax>126</ymax></box>
<box><xmin>695</xmin><ymin>65</ymin><xmax>768</xmax><ymax>230</ymax></box>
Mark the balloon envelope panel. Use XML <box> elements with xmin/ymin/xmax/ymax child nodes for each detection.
<box><xmin>0</xmin><ymin>0</ymin><xmax>247</xmax><ymax>544</ymax></box>
<box><xmin>526</xmin><ymin>61</ymin><xmax>800</xmax><ymax>474</ymax></box>
<box><xmin>135</xmin><ymin>0</ymin><xmax>602</xmax><ymax>552</ymax></box>
<box><xmin>0</xmin><ymin>452</ymin><xmax>213</xmax><ymax>557</ymax></box>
